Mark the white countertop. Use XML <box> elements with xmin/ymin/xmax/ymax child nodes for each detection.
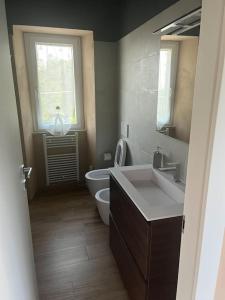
<box><xmin>109</xmin><ymin>164</ymin><xmax>184</xmax><ymax>221</ymax></box>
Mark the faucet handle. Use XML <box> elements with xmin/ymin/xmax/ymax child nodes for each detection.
<box><xmin>160</xmin><ymin>153</ymin><xmax>165</xmax><ymax>168</ymax></box>
<box><xmin>167</xmin><ymin>162</ymin><xmax>180</xmax><ymax>182</ymax></box>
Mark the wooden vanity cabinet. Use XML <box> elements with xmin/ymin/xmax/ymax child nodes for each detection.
<box><xmin>110</xmin><ymin>175</ymin><xmax>183</xmax><ymax>300</ymax></box>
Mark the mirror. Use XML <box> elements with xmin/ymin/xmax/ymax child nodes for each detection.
<box><xmin>156</xmin><ymin>34</ymin><xmax>199</xmax><ymax>143</ymax></box>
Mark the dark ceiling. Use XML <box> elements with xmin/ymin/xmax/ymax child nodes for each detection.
<box><xmin>5</xmin><ymin>0</ymin><xmax>179</xmax><ymax>41</ymax></box>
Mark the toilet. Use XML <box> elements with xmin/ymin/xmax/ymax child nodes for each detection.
<box><xmin>85</xmin><ymin>139</ymin><xmax>127</xmax><ymax>197</ymax></box>
<box><xmin>95</xmin><ymin>188</ymin><xmax>110</xmax><ymax>225</ymax></box>
<box><xmin>85</xmin><ymin>139</ymin><xmax>126</xmax><ymax>226</ymax></box>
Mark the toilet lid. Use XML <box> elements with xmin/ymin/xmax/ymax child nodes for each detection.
<box><xmin>114</xmin><ymin>139</ymin><xmax>127</xmax><ymax>167</ymax></box>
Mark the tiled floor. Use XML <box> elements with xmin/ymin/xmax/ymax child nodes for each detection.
<box><xmin>29</xmin><ymin>189</ymin><xmax>129</xmax><ymax>300</ymax></box>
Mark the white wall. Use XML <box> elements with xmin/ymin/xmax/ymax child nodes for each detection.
<box><xmin>118</xmin><ymin>0</ymin><xmax>201</xmax><ymax>181</ymax></box>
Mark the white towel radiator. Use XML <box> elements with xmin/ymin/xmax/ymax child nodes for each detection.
<box><xmin>43</xmin><ymin>134</ymin><xmax>79</xmax><ymax>185</ymax></box>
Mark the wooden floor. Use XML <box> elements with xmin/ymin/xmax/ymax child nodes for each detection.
<box><xmin>29</xmin><ymin>189</ymin><xmax>129</xmax><ymax>300</ymax></box>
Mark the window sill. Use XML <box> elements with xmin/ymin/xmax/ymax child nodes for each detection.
<box><xmin>32</xmin><ymin>129</ymin><xmax>87</xmax><ymax>135</ymax></box>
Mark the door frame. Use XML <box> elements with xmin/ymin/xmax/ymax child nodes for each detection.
<box><xmin>176</xmin><ymin>0</ymin><xmax>225</xmax><ymax>299</ymax></box>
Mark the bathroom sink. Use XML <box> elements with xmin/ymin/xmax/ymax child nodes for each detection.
<box><xmin>109</xmin><ymin>164</ymin><xmax>184</xmax><ymax>221</ymax></box>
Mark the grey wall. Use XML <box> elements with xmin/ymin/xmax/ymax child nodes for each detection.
<box><xmin>5</xmin><ymin>0</ymin><xmax>121</xmax><ymax>41</ymax></box>
<box><xmin>119</xmin><ymin>0</ymin><xmax>179</xmax><ymax>38</ymax></box>
<box><xmin>95</xmin><ymin>42</ymin><xmax>119</xmax><ymax>168</ymax></box>
<box><xmin>118</xmin><ymin>0</ymin><xmax>201</xmax><ymax>182</ymax></box>
<box><xmin>5</xmin><ymin>0</ymin><xmax>180</xmax><ymax>41</ymax></box>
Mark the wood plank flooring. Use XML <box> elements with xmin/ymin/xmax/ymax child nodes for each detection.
<box><xmin>29</xmin><ymin>189</ymin><xmax>129</xmax><ymax>300</ymax></box>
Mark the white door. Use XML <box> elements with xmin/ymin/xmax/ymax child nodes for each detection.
<box><xmin>0</xmin><ymin>1</ymin><xmax>38</xmax><ymax>299</ymax></box>
<box><xmin>176</xmin><ymin>0</ymin><xmax>225</xmax><ymax>299</ymax></box>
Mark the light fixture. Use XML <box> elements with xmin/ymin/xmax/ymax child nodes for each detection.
<box><xmin>153</xmin><ymin>7</ymin><xmax>201</xmax><ymax>35</ymax></box>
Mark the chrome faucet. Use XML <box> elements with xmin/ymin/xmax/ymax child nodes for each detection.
<box><xmin>152</xmin><ymin>147</ymin><xmax>180</xmax><ymax>182</ymax></box>
<box><xmin>158</xmin><ymin>162</ymin><xmax>180</xmax><ymax>182</ymax></box>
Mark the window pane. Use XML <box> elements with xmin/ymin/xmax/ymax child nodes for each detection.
<box><xmin>157</xmin><ymin>49</ymin><xmax>172</xmax><ymax>129</ymax></box>
<box><xmin>35</xmin><ymin>43</ymin><xmax>77</xmax><ymax>129</ymax></box>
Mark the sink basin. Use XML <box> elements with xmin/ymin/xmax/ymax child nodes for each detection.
<box><xmin>109</xmin><ymin>164</ymin><xmax>184</xmax><ymax>221</ymax></box>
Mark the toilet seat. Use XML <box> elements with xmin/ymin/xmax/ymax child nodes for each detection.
<box><xmin>114</xmin><ymin>139</ymin><xmax>127</xmax><ymax>167</ymax></box>
<box><xmin>85</xmin><ymin>139</ymin><xmax>127</xmax><ymax>197</ymax></box>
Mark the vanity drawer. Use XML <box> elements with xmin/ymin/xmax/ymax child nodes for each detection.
<box><xmin>148</xmin><ymin>217</ymin><xmax>183</xmax><ymax>282</ymax></box>
<box><xmin>110</xmin><ymin>215</ymin><xmax>147</xmax><ymax>300</ymax></box>
<box><xmin>110</xmin><ymin>176</ymin><xmax>150</xmax><ymax>279</ymax></box>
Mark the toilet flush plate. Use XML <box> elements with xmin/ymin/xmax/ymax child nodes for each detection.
<box><xmin>104</xmin><ymin>153</ymin><xmax>112</xmax><ymax>161</ymax></box>
<box><xmin>121</xmin><ymin>121</ymin><xmax>129</xmax><ymax>138</ymax></box>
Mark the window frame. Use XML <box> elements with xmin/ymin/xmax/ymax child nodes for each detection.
<box><xmin>24</xmin><ymin>33</ymin><xmax>84</xmax><ymax>131</ymax></box>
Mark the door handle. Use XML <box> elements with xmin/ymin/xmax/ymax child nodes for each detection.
<box><xmin>23</xmin><ymin>166</ymin><xmax>32</xmax><ymax>180</ymax></box>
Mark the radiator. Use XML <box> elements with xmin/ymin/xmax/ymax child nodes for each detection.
<box><xmin>43</xmin><ymin>134</ymin><xmax>79</xmax><ymax>185</ymax></box>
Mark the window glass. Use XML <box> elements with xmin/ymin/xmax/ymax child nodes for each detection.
<box><xmin>157</xmin><ymin>48</ymin><xmax>172</xmax><ymax>129</ymax></box>
<box><xmin>35</xmin><ymin>43</ymin><xmax>77</xmax><ymax>129</ymax></box>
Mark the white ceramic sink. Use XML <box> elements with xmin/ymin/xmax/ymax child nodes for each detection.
<box><xmin>109</xmin><ymin>164</ymin><xmax>185</xmax><ymax>221</ymax></box>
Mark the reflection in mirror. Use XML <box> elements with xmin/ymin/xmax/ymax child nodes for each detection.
<box><xmin>156</xmin><ymin>34</ymin><xmax>199</xmax><ymax>143</ymax></box>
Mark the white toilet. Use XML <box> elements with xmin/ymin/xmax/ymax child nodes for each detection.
<box><xmin>95</xmin><ymin>188</ymin><xmax>110</xmax><ymax>225</ymax></box>
<box><xmin>85</xmin><ymin>139</ymin><xmax>127</xmax><ymax>226</ymax></box>
<box><xmin>85</xmin><ymin>139</ymin><xmax>127</xmax><ymax>197</ymax></box>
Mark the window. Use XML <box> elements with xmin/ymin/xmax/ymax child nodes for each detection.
<box><xmin>157</xmin><ymin>48</ymin><xmax>173</xmax><ymax>129</ymax></box>
<box><xmin>157</xmin><ymin>42</ymin><xmax>179</xmax><ymax>130</ymax></box>
<box><xmin>24</xmin><ymin>33</ymin><xmax>84</xmax><ymax>131</ymax></box>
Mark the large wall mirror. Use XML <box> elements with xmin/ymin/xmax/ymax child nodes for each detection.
<box><xmin>156</xmin><ymin>34</ymin><xmax>199</xmax><ymax>143</ymax></box>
